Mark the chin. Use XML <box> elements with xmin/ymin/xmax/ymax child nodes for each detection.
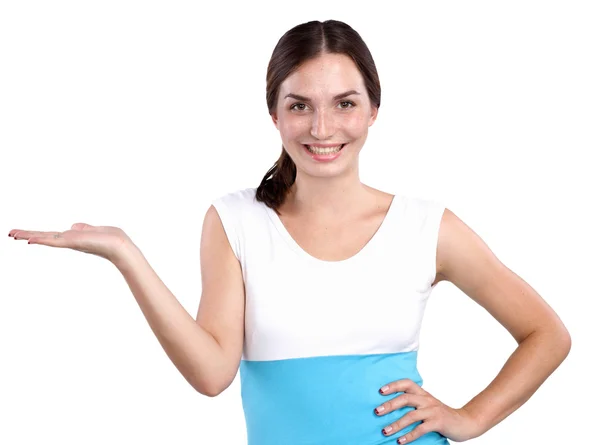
<box><xmin>299</xmin><ymin>160</ymin><xmax>356</xmax><ymax>180</ymax></box>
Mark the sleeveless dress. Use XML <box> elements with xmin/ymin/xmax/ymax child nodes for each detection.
<box><xmin>211</xmin><ymin>187</ymin><xmax>449</xmax><ymax>445</ymax></box>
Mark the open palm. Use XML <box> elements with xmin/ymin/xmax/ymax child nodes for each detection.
<box><xmin>9</xmin><ymin>223</ymin><xmax>132</xmax><ymax>264</ymax></box>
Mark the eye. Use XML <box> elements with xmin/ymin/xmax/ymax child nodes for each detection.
<box><xmin>290</xmin><ymin>103</ymin><xmax>307</xmax><ymax>111</ymax></box>
<box><xmin>290</xmin><ymin>101</ymin><xmax>355</xmax><ymax>111</ymax></box>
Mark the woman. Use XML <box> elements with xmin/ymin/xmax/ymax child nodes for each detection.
<box><xmin>9</xmin><ymin>20</ymin><xmax>571</xmax><ymax>444</ymax></box>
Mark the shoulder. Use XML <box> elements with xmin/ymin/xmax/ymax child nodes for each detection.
<box><xmin>212</xmin><ymin>187</ymin><xmax>257</xmax><ymax>208</ymax></box>
<box><xmin>210</xmin><ymin>187</ymin><xmax>262</xmax><ymax>218</ymax></box>
<box><xmin>206</xmin><ymin>187</ymin><xmax>260</xmax><ymax>260</ymax></box>
<box><xmin>435</xmin><ymin>206</ymin><xmax>498</xmax><ymax>286</ymax></box>
<box><xmin>209</xmin><ymin>186</ymin><xmax>268</xmax><ymax>234</ymax></box>
<box><xmin>397</xmin><ymin>193</ymin><xmax>446</xmax><ymax>234</ymax></box>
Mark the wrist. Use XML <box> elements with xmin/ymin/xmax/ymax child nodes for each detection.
<box><xmin>111</xmin><ymin>240</ymin><xmax>143</xmax><ymax>273</ymax></box>
<box><xmin>457</xmin><ymin>405</ymin><xmax>489</xmax><ymax>439</ymax></box>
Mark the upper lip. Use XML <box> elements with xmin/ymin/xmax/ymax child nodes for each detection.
<box><xmin>304</xmin><ymin>143</ymin><xmax>346</xmax><ymax>148</ymax></box>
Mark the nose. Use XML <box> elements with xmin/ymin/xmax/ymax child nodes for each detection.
<box><xmin>310</xmin><ymin>108</ymin><xmax>336</xmax><ymax>140</ymax></box>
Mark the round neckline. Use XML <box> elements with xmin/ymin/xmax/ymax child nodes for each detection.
<box><xmin>262</xmin><ymin>194</ymin><xmax>399</xmax><ymax>266</ymax></box>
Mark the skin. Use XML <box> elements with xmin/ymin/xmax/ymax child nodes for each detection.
<box><xmin>9</xmin><ymin>52</ymin><xmax>571</xmax><ymax>443</ymax></box>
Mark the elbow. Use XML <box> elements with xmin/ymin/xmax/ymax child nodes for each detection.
<box><xmin>193</xmin><ymin>379</ymin><xmax>224</xmax><ymax>398</ymax></box>
<box><xmin>194</xmin><ymin>383</ymin><xmax>222</xmax><ymax>398</ymax></box>
<box><xmin>522</xmin><ymin>319</ymin><xmax>572</xmax><ymax>363</ymax></box>
<box><xmin>557</xmin><ymin>325</ymin><xmax>572</xmax><ymax>360</ymax></box>
<box><xmin>539</xmin><ymin>320</ymin><xmax>572</xmax><ymax>362</ymax></box>
<box><xmin>551</xmin><ymin>316</ymin><xmax>572</xmax><ymax>360</ymax></box>
<box><xmin>199</xmin><ymin>386</ymin><xmax>222</xmax><ymax>398</ymax></box>
<box><xmin>203</xmin><ymin>379</ymin><xmax>235</xmax><ymax>397</ymax></box>
<box><xmin>193</xmin><ymin>376</ymin><xmax>230</xmax><ymax>398</ymax></box>
<box><xmin>186</xmin><ymin>373</ymin><xmax>222</xmax><ymax>397</ymax></box>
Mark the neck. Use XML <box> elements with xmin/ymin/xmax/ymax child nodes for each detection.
<box><xmin>285</xmin><ymin>170</ymin><xmax>374</xmax><ymax>220</ymax></box>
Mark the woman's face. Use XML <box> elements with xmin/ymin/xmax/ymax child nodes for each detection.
<box><xmin>272</xmin><ymin>52</ymin><xmax>378</xmax><ymax>179</ymax></box>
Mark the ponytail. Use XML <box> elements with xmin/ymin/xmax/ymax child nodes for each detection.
<box><xmin>255</xmin><ymin>145</ymin><xmax>296</xmax><ymax>214</ymax></box>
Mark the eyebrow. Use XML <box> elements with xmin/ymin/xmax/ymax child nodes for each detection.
<box><xmin>284</xmin><ymin>89</ymin><xmax>361</xmax><ymax>101</ymax></box>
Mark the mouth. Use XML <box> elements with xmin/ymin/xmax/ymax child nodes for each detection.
<box><xmin>303</xmin><ymin>143</ymin><xmax>346</xmax><ymax>155</ymax></box>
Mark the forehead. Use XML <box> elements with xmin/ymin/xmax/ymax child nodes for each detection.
<box><xmin>280</xmin><ymin>53</ymin><xmax>365</xmax><ymax>97</ymax></box>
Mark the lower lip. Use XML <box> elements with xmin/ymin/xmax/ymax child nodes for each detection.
<box><xmin>303</xmin><ymin>144</ymin><xmax>346</xmax><ymax>162</ymax></box>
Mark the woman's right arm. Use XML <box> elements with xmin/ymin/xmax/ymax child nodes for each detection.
<box><xmin>114</xmin><ymin>205</ymin><xmax>245</xmax><ymax>397</ymax></box>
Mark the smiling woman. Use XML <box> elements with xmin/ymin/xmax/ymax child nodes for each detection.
<box><xmin>7</xmin><ymin>17</ymin><xmax>572</xmax><ymax>445</ymax></box>
<box><xmin>206</xmin><ymin>20</ymin><xmax>464</xmax><ymax>444</ymax></box>
<box><xmin>204</xmin><ymin>19</ymin><xmax>570</xmax><ymax>445</ymax></box>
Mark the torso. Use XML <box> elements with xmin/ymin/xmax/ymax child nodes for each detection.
<box><xmin>224</xmin><ymin>186</ymin><xmax>449</xmax><ymax>444</ymax></box>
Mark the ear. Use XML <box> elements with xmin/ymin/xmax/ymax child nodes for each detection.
<box><xmin>368</xmin><ymin>105</ymin><xmax>379</xmax><ymax>127</ymax></box>
<box><xmin>271</xmin><ymin>113</ymin><xmax>279</xmax><ymax>130</ymax></box>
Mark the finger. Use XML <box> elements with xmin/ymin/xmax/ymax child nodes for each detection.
<box><xmin>375</xmin><ymin>393</ymin><xmax>430</xmax><ymax>416</ymax></box>
<box><xmin>397</xmin><ymin>419</ymin><xmax>436</xmax><ymax>444</ymax></box>
<box><xmin>28</xmin><ymin>232</ymin><xmax>67</xmax><ymax>246</ymax></box>
<box><xmin>10</xmin><ymin>230</ymin><xmax>49</xmax><ymax>238</ymax></box>
<box><xmin>383</xmin><ymin>407</ymin><xmax>435</xmax><ymax>442</ymax></box>
<box><xmin>380</xmin><ymin>379</ymin><xmax>427</xmax><ymax>396</ymax></box>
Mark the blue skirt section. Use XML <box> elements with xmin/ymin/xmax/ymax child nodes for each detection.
<box><xmin>240</xmin><ymin>351</ymin><xmax>449</xmax><ymax>444</ymax></box>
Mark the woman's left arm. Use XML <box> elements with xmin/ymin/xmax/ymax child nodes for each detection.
<box><xmin>435</xmin><ymin>207</ymin><xmax>572</xmax><ymax>435</ymax></box>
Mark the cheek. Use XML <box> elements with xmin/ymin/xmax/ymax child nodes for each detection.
<box><xmin>343</xmin><ymin>113</ymin><xmax>370</xmax><ymax>137</ymax></box>
<box><xmin>280</xmin><ymin>118</ymin><xmax>306</xmax><ymax>138</ymax></box>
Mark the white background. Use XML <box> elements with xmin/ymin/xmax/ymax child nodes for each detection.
<box><xmin>1</xmin><ymin>1</ymin><xmax>598</xmax><ymax>443</ymax></box>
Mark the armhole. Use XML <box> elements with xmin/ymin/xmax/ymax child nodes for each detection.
<box><xmin>211</xmin><ymin>198</ymin><xmax>241</xmax><ymax>261</ymax></box>
<box><xmin>426</xmin><ymin>201</ymin><xmax>446</xmax><ymax>289</ymax></box>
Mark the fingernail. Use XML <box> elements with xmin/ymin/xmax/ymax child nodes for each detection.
<box><xmin>375</xmin><ymin>406</ymin><xmax>385</xmax><ymax>414</ymax></box>
<box><xmin>382</xmin><ymin>426</ymin><xmax>392</xmax><ymax>435</ymax></box>
<box><xmin>380</xmin><ymin>385</ymin><xmax>389</xmax><ymax>394</ymax></box>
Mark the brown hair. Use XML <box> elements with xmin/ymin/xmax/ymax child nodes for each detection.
<box><xmin>256</xmin><ymin>20</ymin><xmax>382</xmax><ymax>214</ymax></box>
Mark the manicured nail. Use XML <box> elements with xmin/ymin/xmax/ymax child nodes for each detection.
<box><xmin>382</xmin><ymin>426</ymin><xmax>392</xmax><ymax>435</ymax></box>
<box><xmin>380</xmin><ymin>385</ymin><xmax>389</xmax><ymax>394</ymax></box>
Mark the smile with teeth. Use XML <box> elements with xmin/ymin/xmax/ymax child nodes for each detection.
<box><xmin>304</xmin><ymin>144</ymin><xmax>346</xmax><ymax>154</ymax></box>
